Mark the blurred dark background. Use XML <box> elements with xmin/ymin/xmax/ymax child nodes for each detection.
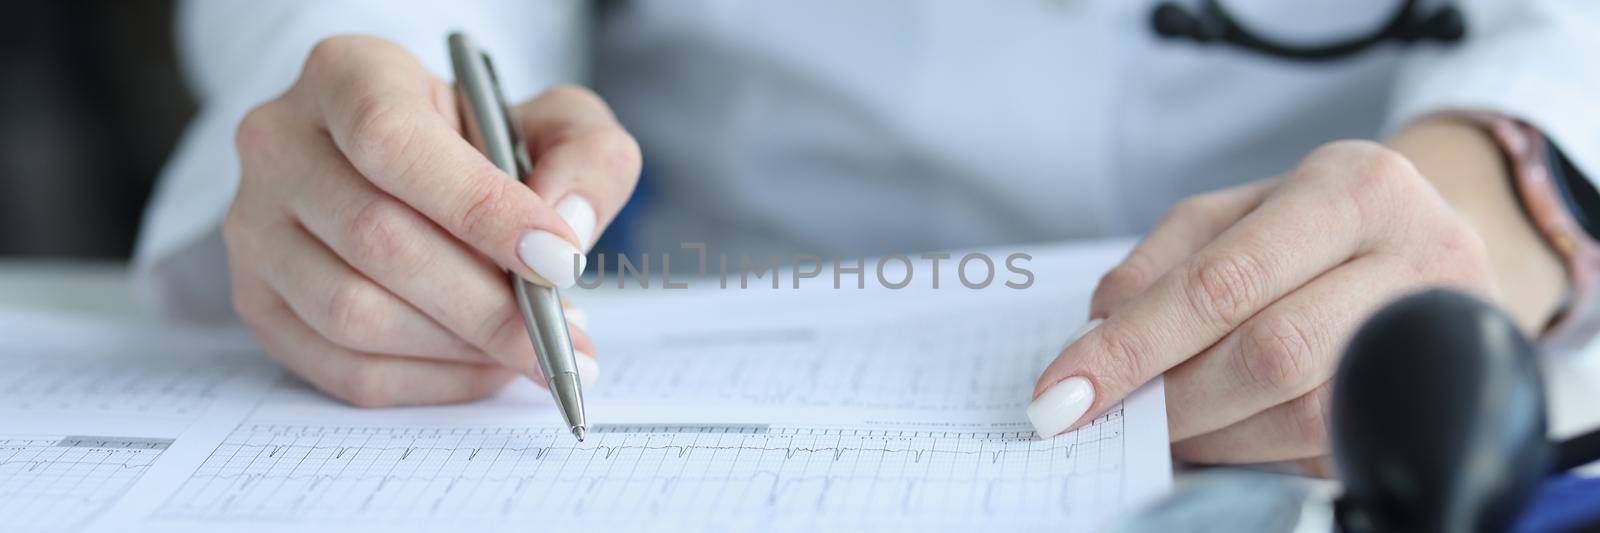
<box><xmin>1</xmin><ymin>1</ymin><xmax>191</xmax><ymax>258</ymax></box>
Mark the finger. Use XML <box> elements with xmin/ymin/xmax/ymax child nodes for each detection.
<box><xmin>1163</xmin><ymin>255</ymin><xmax>1400</xmax><ymax>440</ymax></box>
<box><xmin>286</xmin><ymin>134</ymin><xmax>553</xmax><ymax>377</ymax></box>
<box><xmin>234</xmin><ymin>274</ymin><xmax>518</xmax><ymax>407</ymax></box>
<box><xmin>252</xmin><ymin>219</ymin><xmax>490</xmax><ymax>363</ymax></box>
<box><xmin>466</xmin><ymin>311</ymin><xmax>601</xmax><ymax>387</ymax></box>
<box><xmin>558</xmin><ymin>300</ymin><xmax>599</xmax><ymax>389</ymax></box>
<box><xmin>1296</xmin><ymin>456</ymin><xmax>1337</xmax><ymax>478</ymax></box>
<box><xmin>568</xmin><ymin>319</ymin><xmax>600</xmax><ymax>390</ymax></box>
<box><xmin>1091</xmin><ymin>180</ymin><xmax>1275</xmax><ymax>318</ymax></box>
<box><xmin>1173</xmin><ymin>384</ymin><xmax>1332</xmax><ymax>464</ymax></box>
<box><xmin>562</xmin><ymin>303</ymin><xmax>588</xmax><ymax>330</ymax></box>
<box><xmin>289</xmin><ymin>157</ymin><xmax>603</xmax><ymax>390</ymax></box>
<box><xmin>515</xmin><ymin>86</ymin><xmax>642</xmax><ymax>250</ymax></box>
<box><xmin>1032</xmin><ymin>163</ymin><xmax>1374</xmax><ymax>436</ymax></box>
<box><xmin>311</xmin><ymin>47</ymin><xmax>586</xmax><ymax>288</ymax></box>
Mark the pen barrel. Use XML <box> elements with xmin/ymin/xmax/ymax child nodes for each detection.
<box><xmin>516</xmin><ymin>278</ymin><xmax>586</xmax><ymax>432</ymax></box>
<box><xmin>452</xmin><ymin>31</ymin><xmax>586</xmax><ymax>434</ymax></box>
<box><xmin>514</xmin><ymin>279</ymin><xmax>579</xmax><ymax>384</ymax></box>
<box><xmin>548</xmin><ymin>371</ymin><xmax>587</xmax><ymax>433</ymax></box>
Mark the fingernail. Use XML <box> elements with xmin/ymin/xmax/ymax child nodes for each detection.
<box><xmin>1027</xmin><ymin>376</ymin><xmax>1096</xmax><ymax>439</ymax></box>
<box><xmin>574</xmin><ymin>352</ymin><xmax>599</xmax><ymax>390</ymax></box>
<box><xmin>564</xmin><ymin>307</ymin><xmax>589</xmax><ymax>329</ymax></box>
<box><xmin>517</xmin><ymin>231</ymin><xmax>587</xmax><ymax>288</ymax></box>
<box><xmin>554</xmin><ymin>195</ymin><xmax>598</xmax><ymax>249</ymax></box>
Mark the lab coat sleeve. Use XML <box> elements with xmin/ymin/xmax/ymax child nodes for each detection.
<box><xmin>1386</xmin><ymin>0</ymin><xmax>1600</xmax><ymax>185</ymax></box>
<box><xmin>134</xmin><ymin>0</ymin><xmax>585</xmax><ymax>323</ymax></box>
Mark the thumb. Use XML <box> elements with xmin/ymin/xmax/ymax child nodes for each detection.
<box><xmin>516</xmin><ymin>86</ymin><xmax>642</xmax><ymax>252</ymax></box>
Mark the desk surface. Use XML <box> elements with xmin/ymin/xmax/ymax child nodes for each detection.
<box><xmin>0</xmin><ymin>259</ymin><xmax>140</xmax><ymax>316</ymax></box>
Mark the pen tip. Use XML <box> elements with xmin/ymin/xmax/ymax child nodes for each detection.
<box><xmin>572</xmin><ymin>426</ymin><xmax>586</xmax><ymax>442</ymax></box>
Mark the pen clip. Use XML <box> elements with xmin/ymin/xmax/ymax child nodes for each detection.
<box><xmin>475</xmin><ymin>50</ymin><xmax>535</xmax><ymax>181</ymax></box>
<box><xmin>448</xmin><ymin>32</ymin><xmax>531</xmax><ymax>182</ymax></box>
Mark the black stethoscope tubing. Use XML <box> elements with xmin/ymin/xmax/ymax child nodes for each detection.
<box><xmin>1150</xmin><ymin>0</ymin><xmax>1466</xmax><ymax>61</ymax></box>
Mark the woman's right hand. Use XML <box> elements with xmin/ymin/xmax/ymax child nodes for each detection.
<box><xmin>224</xmin><ymin>35</ymin><xmax>641</xmax><ymax>407</ymax></box>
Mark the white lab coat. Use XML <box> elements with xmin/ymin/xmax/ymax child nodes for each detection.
<box><xmin>136</xmin><ymin>0</ymin><xmax>1600</xmax><ymax>323</ymax></box>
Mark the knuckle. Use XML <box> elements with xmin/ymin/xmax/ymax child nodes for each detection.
<box><xmin>221</xmin><ymin>207</ymin><xmax>268</xmax><ymax>269</ymax></box>
<box><xmin>586</xmin><ymin>128</ymin><xmax>643</xmax><ymax>178</ymax></box>
<box><xmin>345</xmin><ymin>96</ymin><xmax>422</xmax><ymax>172</ymax></box>
<box><xmin>228</xmin><ymin>281</ymin><xmax>265</xmax><ymax>327</ymax></box>
<box><xmin>347</xmin><ymin>198</ymin><xmax>422</xmax><ymax>269</ymax></box>
<box><xmin>1184</xmin><ymin>252</ymin><xmax>1266</xmax><ymax>326</ymax></box>
<box><xmin>1093</xmin><ymin>257</ymin><xmax>1151</xmax><ymax>310</ymax></box>
<box><xmin>1338</xmin><ymin>142</ymin><xmax>1426</xmax><ymax>211</ymax></box>
<box><xmin>474</xmin><ymin>305</ymin><xmax>523</xmax><ymax>354</ymax></box>
<box><xmin>1309</xmin><ymin>139</ymin><xmax>1392</xmax><ymax>170</ymax></box>
<box><xmin>1237</xmin><ymin>312</ymin><xmax>1319</xmax><ymax>395</ymax></box>
<box><xmin>336</xmin><ymin>361</ymin><xmax>395</xmax><ymax>408</ymax></box>
<box><xmin>1429</xmin><ymin>221</ymin><xmax>1495</xmax><ymax>289</ymax></box>
<box><xmin>1438</xmin><ymin>217</ymin><xmax>1490</xmax><ymax>260</ymax></box>
<box><xmin>1361</xmin><ymin>144</ymin><xmax>1420</xmax><ymax>186</ymax></box>
<box><xmin>305</xmin><ymin>35</ymin><xmax>393</xmax><ymax>76</ymax></box>
<box><xmin>1091</xmin><ymin>324</ymin><xmax>1159</xmax><ymax>392</ymax></box>
<box><xmin>306</xmin><ymin>36</ymin><xmax>356</xmax><ymax>68</ymax></box>
<box><xmin>1359</xmin><ymin>151</ymin><xmax>1422</xmax><ymax>197</ymax></box>
<box><xmin>234</xmin><ymin>103</ymin><xmax>279</xmax><ymax>159</ymax></box>
<box><xmin>453</xmin><ymin>177</ymin><xmax>513</xmax><ymax>245</ymax></box>
<box><xmin>323</xmin><ymin>281</ymin><xmax>389</xmax><ymax>349</ymax></box>
<box><xmin>220</xmin><ymin>206</ymin><xmax>249</xmax><ymax>253</ymax></box>
<box><xmin>543</xmin><ymin>84</ymin><xmax>607</xmax><ymax>109</ymax></box>
<box><xmin>1167</xmin><ymin>194</ymin><xmax>1222</xmax><ymax>226</ymax></box>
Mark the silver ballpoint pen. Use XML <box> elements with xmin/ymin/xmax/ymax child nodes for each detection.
<box><xmin>448</xmin><ymin>32</ymin><xmax>588</xmax><ymax>442</ymax></box>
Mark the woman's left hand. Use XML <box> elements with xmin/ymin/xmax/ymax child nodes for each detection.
<box><xmin>1027</xmin><ymin>138</ymin><xmax>1526</xmax><ymax>469</ymax></box>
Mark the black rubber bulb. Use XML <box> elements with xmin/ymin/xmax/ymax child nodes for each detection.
<box><xmin>1331</xmin><ymin>289</ymin><xmax>1554</xmax><ymax>533</ymax></box>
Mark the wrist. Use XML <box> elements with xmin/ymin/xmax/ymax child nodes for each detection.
<box><xmin>1386</xmin><ymin>116</ymin><xmax>1569</xmax><ymax>334</ymax></box>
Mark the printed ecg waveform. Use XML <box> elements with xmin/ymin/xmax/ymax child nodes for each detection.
<box><xmin>0</xmin><ymin>435</ymin><xmax>173</xmax><ymax>532</ymax></box>
<box><xmin>155</xmin><ymin>410</ymin><xmax>1124</xmax><ymax>530</ymax></box>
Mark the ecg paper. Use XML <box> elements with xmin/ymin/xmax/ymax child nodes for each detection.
<box><xmin>0</xmin><ymin>313</ymin><xmax>279</xmax><ymax>533</ymax></box>
<box><xmin>1</xmin><ymin>351</ymin><xmax>248</xmax><ymax>417</ymax></box>
<box><xmin>0</xmin><ymin>436</ymin><xmax>172</xmax><ymax>531</ymax></box>
<box><xmin>2</xmin><ymin>240</ymin><xmax>1171</xmax><ymax>532</ymax></box>
<box><xmin>152</xmin><ymin>417</ymin><xmax>1135</xmax><ymax>531</ymax></box>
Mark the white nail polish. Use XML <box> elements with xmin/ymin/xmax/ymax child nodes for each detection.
<box><xmin>517</xmin><ymin>231</ymin><xmax>587</xmax><ymax>288</ymax></box>
<box><xmin>1027</xmin><ymin>376</ymin><xmax>1096</xmax><ymax>439</ymax></box>
<box><xmin>555</xmin><ymin>195</ymin><xmax>598</xmax><ymax>249</ymax></box>
<box><xmin>574</xmin><ymin>352</ymin><xmax>599</xmax><ymax>390</ymax></box>
<box><xmin>563</xmin><ymin>307</ymin><xmax>589</xmax><ymax>330</ymax></box>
